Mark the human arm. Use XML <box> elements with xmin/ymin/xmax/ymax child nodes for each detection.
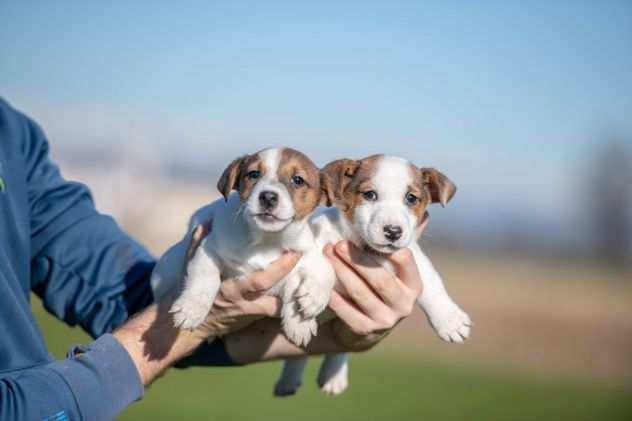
<box><xmin>0</xmin><ymin>333</ymin><xmax>143</xmax><ymax>421</ymax></box>
<box><xmin>13</xmin><ymin>102</ymin><xmax>155</xmax><ymax>336</ymax></box>
<box><xmin>0</xmin><ymin>99</ymin><xmax>152</xmax><ymax>421</ymax></box>
<box><xmin>128</xmin><ymin>243</ymin><xmax>421</xmax><ymax>370</ymax></box>
<box><xmin>112</xmin><ymin>239</ymin><xmax>301</xmax><ymax>385</ymax></box>
<box><xmin>0</xmin><ymin>227</ymin><xmax>300</xmax><ymax>421</ymax></box>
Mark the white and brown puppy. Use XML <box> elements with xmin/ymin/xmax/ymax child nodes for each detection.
<box><xmin>150</xmin><ymin>147</ymin><xmax>335</xmax><ymax>347</ymax></box>
<box><xmin>275</xmin><ymin>154</ymin><xmax>471</xmax><ymax>396</ymax></box>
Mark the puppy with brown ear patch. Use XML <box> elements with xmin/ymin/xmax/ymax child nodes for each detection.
<box><xmin>150</xmin><ymin>147</ymin><xmax>336</xmax><ymax>347</ymax></box>
<box><xmin>274</xmin><ymin>154</ymin><xmax>471</xmax><ymax>396</ymax></box>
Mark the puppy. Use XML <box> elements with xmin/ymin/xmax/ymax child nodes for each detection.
<box><xmin>150</xmin><ymin>147</ymin><xmax>335</xmax><ymax>347</ymax></box>
<box><xmin>274</xmin><ymin>154</ymin><xmax>471</xmax><ymax>396</ymax></box>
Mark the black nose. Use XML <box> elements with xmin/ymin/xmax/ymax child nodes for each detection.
<box><xmin>383</xmin><ymin>225</ymin><xmax>403</xmax><ymax>242</ymax></box>
<box><xmin>259</xmin><ymin>191</ymin><xmax>279</xmax><ymax>210</ymax></box>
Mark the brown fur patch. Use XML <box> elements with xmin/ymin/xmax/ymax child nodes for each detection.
<box><xmin>321</xmin><ymin>155</ymin><xmax>384</xmax><ymax>223</ymax></box>
<box><xmin>216</xmin><ymin>153</ymin><xmax>268</xmax><ymax>201</ymax></box>
<box><xmin>278</xmin><ymin>148</ymin><xmax>322</xmax><ymax>219</ymax></box>
<box><xmin>236</xmin><ymin>154</ymin><xmax>268</xmax><ymax>202</ymax></box>
<box><xmin>217</xmin><ymin>156</ymin><xmax>243</xmax><ymax>200</ymax></box>
<box><xmin>320</xmin><ymin>158</ymin><xmax>360</xmax><ymax>208</ymax></box>
<box><xmin>406</xmin><ymin>163</ymin><xmax>433</xmax><ymax>223</ymax></box>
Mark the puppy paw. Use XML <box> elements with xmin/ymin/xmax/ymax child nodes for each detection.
<box><xmin>169</xmin><ymin>293</ymin><xmax>212</xmax><ymax>330</ymax></box>
<box><xmin>428</xmin><ymin>303</ymin><xmax>472</xmax><ymax>343</ymax></box>
<box><xmin>282</xmin><ymin>316</ymin><xmax>317</xmax><ymax>347</ymax></box>
<box><xmin>296</xmin><ymin>282</ymin><xmax>330</xmax><ymax>319</ymax></box>
<box><xmin>319</xmin><ymin>367</ymin><xmax>349</xmax><ymax>396</ymax></box>
<box><xmin>274</xmin><ymin>378</ymin><xmax>302</xmax><ymax>397</ymax></box>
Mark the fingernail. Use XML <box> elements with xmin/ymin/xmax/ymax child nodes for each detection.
<box><xmin>323</xmin><ymin>243</ymin><xmax>334</xmax><ymax>256</ymax></box>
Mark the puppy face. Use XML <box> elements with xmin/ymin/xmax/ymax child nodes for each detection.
<box><xmin>217</xmin><ymin>148</ymin><xmax>322</xmax><ymax>232</ymax></box>
<box><xmin>322</xmin><ymin>155</ymin><xmax>456</xmax><ymax>253</ymax></box>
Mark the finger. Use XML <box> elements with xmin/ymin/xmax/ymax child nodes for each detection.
<box><xmin>334</xmin><ymin>241</ymin><xmax>403</xmax><ymax>307</ymax></box>
<box><xmin>386</xmin><ymin>248</ymin><xmax>423</xmax><ymax>295</ymax></box>
<box><xmin>241</xmin><ymin>296</ymin><xmax>283</xmax><ymax>317</ymax></box>
<box><xmin>324</xmin><ymin>243</ymin><xmax>389</xmax><ymax>317</ymax></box>
<box><xmin>328</xmin><ymin>290</ymin><xmax>374</xmax><ymax>335</ymax></box>
<box><xmin>415</xmin><ymin>211</ymin><xmax>430</xmax><ymax>239</ymax></box>
<box><xmin>237</xmin><ymin>251</ymin><xmax>302</xmax><ymax>294</ymax></box>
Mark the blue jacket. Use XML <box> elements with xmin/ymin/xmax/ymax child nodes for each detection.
<box><xmin>0</xmin><ymin>98</ymin><xmax>232</xmax><ymax>421</ymax></box>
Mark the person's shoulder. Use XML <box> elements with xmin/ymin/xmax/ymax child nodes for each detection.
<box><xmin>0</xmin><ymin>97</ymin><xmax>31</xmax><ymax>138</ymax></box>
<box><xmin>0</xmin><ymin>98</ymin><xmax>27</xmax><ymax>151</ymax></box>
<box><xmin>0</xmin><ymin>97</ymin><xmax>23</xmax><ymax>120</ymax></box>
<box><xmin>0</xmin><ymin>96</ymin><xmax>11</xmax><ymax>110</ymax></box>
<box><xmin>0</xmin><ymin>98</ymin><xmax>49</xmax><ymax>157</ymax></box>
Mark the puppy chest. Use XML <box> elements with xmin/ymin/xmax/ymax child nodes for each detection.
<box><xmin>219</xmin><ymin>248</ymin><xmax>286</xmax><ymax>279</ymax></box>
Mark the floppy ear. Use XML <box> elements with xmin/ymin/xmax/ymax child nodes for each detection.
<box><xmin>217</xmin><ymin>156</ymin><xmax>246</xmax><ymax>201</ymax></box>
<box><xmin>320</xmin><ymin>159</ymin><xmax>360</xmax><ymax>208</ymax></box>
<box><xmin>420</xmin><ymin>167</ymin><xmax>456</xmax><ymax>207</ymax></box>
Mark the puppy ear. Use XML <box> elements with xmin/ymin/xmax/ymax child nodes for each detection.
<box><xmin>319</xmin><ymin>172</ymin><xmax>331</xmax><ymax>206</ymax></box>
<box><xmin>320</xmin><ymin>159</ymin><xmax>360</xmax><ymax>208</ymax></box>
<box><xmin>420</xmin><ymin>167</ymin><xmax>456</xmax><ymax>207</ymax></box>
<box><xmin>217</xmin><ymin>156</ymin><xmax>246</xmax><ymax>201</ymax></box>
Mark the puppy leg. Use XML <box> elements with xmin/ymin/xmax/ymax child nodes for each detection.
<box><xmin>170</xmin><ymin>242</ymin><xmax>222</xmax><ymax>330</ymax></box>
<box><xmin>296</xmin><ymin>252</ymin><xmax>336</xmax><ymax>319</ymax></box>
<box><xmin>274</xmin><ymin>358</ymin><xmax>308</xmax><ymax>397</ymax></box>
<box><xmin>280</xmin><ymin>273</ymin><xmax>318</xmax><ymax>347</ymax></box>
<box><xmin>414</xmin><ymin>249</ymin><xmax>471</xmax><ymax>343</ymax></box>
<box><xmin>318</xmin><ymin>353</ymin><xmax>349</xmax><ymax>396</ymax></box>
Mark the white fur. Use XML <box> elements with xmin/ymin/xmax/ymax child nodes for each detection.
<box><xmin>151</xmin><ymin>148</ymin><xmax>336</xmax><ymax>348</ymax></box>
<box><xmin>245</xmin><ymin>148</ymin><xmax>296</xmax><ymax>232</ymax></box>
<box><xmin>274</xmin><ymin>155</ymin><xmax>471</xmax><ymax>396</ymax></box>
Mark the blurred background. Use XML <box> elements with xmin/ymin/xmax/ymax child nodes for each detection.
<box><xmin>2</xmin><ymin>1</ymin><xmax>631</xmax><ymax>420</ymax></box>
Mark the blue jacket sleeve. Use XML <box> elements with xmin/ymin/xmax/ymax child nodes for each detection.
<box><xmin>1</xmin><ymin>99</ymin><xmax>238</xmax><ymax>420</ymax></box>
<box><xmin>17</xmin><ymin>105</ymin><xmax>236</xmax><ymax>364</ymax></box>
<box><xmin>20</xmin><ymin>110</ymin><xmax>156</xmax><ymax>337</ymax></box>
<box><xmin>0</xmin><ymin>334</ymin><xmax>144</xmax><ymax>421</ymax></box>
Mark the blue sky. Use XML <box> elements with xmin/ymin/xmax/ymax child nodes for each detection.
<box><xmin>2</xmin><ymin>1</ymin><xmax>631</xmax><ymax>243</ymax></box>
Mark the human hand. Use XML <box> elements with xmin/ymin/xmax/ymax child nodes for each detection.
<box><xmin>114</xmin><ymin>222</ymin><xmax>300</xmax><ymax>385</ymax></box>
<box><xmin>324</xmin><ymin>212</ymin><xmax>428</xmax><ymax>351</ymax></box>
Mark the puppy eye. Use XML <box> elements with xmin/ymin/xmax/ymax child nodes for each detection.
<box><xmin>405</xmin><ymin>193</ymin><xmax>418</xmax><ymax>205</ymax></box>
<box><xmin>246</xmin><ymin>170</ymin><xmax>261</xmax><ymax>179</ymax></box>
<box><xmin>362</xmin><ymin>191</ymin><xmax>378</xmax><ymax>201</ymax></box>
<box><xmin>291</xmin><ymin>175</ymin><xmax>305</xmax><ymax>186</ymax></box>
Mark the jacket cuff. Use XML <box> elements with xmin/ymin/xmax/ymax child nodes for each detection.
<box><xmin>51</xmin><ymin>334</ymin><xmax>144</xmax><ymax>421</ymax></box>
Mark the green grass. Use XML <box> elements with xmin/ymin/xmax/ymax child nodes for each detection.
<box><xmin>32</xmin><ymin>297</ymin><xmax>632</xmax><ymax>421</ymax></box>
<box><xmin>121</xmin><ymin>357</ymin><xmax>632</xmax><ymax>421</ymax></box>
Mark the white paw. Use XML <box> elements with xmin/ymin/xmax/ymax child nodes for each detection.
<box><xmin>296</xmin><ymin>282</ymin><xmax>330</xmax><ymax>319</ymax></box>
<box><xmin>169</xmin><ymin>293</ymin><xmax>212</xmax><ymax>330</ymax></box>
<box><xmin>274</xmin><ymin>378</ymin><xmax>302</xmax><ymax>397</ymax></box>
<box><xmin>282</xmin><ymin>316</ymin><xmax>317</xmax><ymax>347</ymax></box>
<box><xmin>428</xmin><ymin>303</ymin><xmax>472</xmax><ymax>343</ymax></box>
<box><xmin>319</xmin><ymin>367</ymin><xmax>349</xmax><ymax>396</ymax></box>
